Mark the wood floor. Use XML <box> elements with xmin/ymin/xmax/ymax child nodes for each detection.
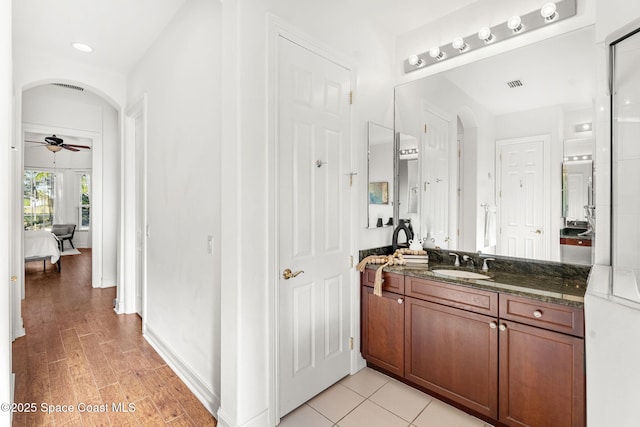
<box><xmin>13</xmin><ymin>249</ymin><xmax>217</xmax><ymax>426</ymax></box>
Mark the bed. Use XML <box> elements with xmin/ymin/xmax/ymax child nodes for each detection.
<box><xmin>24</xmin><ymin>230</ymin><xmax>61</xmax><ymax>271</ymax></box>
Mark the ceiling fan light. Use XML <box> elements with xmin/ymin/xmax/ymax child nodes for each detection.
<box><xmin>46</xmin><ymin>145</ymin><xmax>62</xmax><ymax>152</ymax></box>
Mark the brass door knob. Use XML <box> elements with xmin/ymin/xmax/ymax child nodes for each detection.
<box><xmin>282</xmin><ymin>268</ymin><xmax>304</xmax><ymax>280</ymax></box>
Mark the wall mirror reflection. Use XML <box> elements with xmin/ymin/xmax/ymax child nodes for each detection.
<box><xmin>561</xmin><ymin>136</ymin><xmax>594</xmax><ymax>265</ymax></box>
<box><xmin>394</xmin><ymin>25</ymin><xmax>595</xmax><ymax>262</ymax></box>
<box><xmin>367</xmin><ymin>122</ymin><xmax>394</xmax><ymax>228</ymax></box>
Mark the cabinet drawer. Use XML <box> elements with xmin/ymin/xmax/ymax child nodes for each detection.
<box><xmin>560</xmin><ymin>237</ymin><xmax>592</xmax><ymax>247</ymax></box>
<box><xmin>406</xmin><ymin>277</ymin><xmax>498</xmax><ymax>316</ymax></box>
<box><xmin>362</xmin><ymin>270</ymin><xmax>404</xmax><ymax>294</ymax></box>
<box><xmin>499</xmin><ymin>294</ymin><xmax>584</xmax><ymax>337</ymax></box>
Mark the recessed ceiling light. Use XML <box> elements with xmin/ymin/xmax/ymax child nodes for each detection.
<box><xmin>72</xmin><ymin>42</ymin><xmax>93</xmax><ymax>53</ymax></box>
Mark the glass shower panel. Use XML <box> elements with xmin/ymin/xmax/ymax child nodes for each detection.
<box><xmin>612</xmin><ymin>27</ymin><xmax>640</xmax><ymax>298</ymax></box>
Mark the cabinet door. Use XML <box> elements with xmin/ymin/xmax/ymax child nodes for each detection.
<box><xmin>499</xmin><ymin>321</ymin><xmax>585</xmax><ymax>427</ymax></box>
<box><xmin>405</xmin><ymin>297</ymin><xmax>498</xmax><ymax>419</ymax></box>
<box><xmin>361</xmin><ymin>286</ymin><xmax>404</xmax><ymax>376</ymax></box>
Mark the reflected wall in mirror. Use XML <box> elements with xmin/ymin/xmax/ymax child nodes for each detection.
<box><xmin>367</xmin><ymin>122</ymin><xmax>394</xmax><ymax>228</ymax></box>
<box><xmin>394</xmin><ymin>26</ymin><xmax>596</xmax><ymax>263</ymax></box>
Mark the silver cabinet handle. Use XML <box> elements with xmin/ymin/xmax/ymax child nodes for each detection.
<box><xmin>499</xmin><ymin>324</ymin><xmax>507</xmax><ymax>331</ymax></box>
<box><xmin>533</xmin><ymin>310</ymin><xmax>543</xmax><ymax>318</ymax></box>
<box><xmin>489</xmin><ymin>322</ymin><xmax>497</xmax><ymax>329</ymax></box>
<box><xmin>397</xmin><ymin>298</ymin><xmax>404</xmax><ymax>304</ymax></box>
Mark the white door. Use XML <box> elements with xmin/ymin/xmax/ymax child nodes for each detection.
<box><xmin>497</xmin><ymin>136</ymin><xmax>547</xmax><ymax>259</ymax></box>
<box><xmin>421</xmin><ymin>110</ymin><xmax>450</xmax><ymax>248</ymax></box>
<box><xmin>278</xmin><ymin>36</ymin><xmax>352</xmax><ymax>417</ymax></box>
<box><xmin>134</xmin><ymin>113</ymin><xmax>145</xmax><ymax>316</ymax></box>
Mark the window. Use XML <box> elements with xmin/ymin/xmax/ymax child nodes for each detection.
<box><xmin>79</xmin><ymin>173</ymin><xmax>91</xmax><ymax>230</ymax></box>
<box><xmin>23</xmin><ymin>170</ymin><xmax>55</xmax><ymax>230</ymax></box>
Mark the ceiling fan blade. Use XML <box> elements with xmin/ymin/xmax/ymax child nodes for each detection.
<box><xmin>62</xmin><ymin>145</ymin><xmax>80</xmax><ymax>152</ymax></box>
<box><xmin>24</xmin><ymin>140</ymin><xmax>47</xmax><ymax>145</ymax></box>
<box><xmin>63</xmin><ymin>144</ymin><xmax>91</xmax><ymax>149</ymax></box>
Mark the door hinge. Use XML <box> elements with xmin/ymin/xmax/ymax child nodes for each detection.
<box><xmin>424</xmin><ymin>124</ymin><xmax>428</xmax><ymax>134</ymax></box>
<box><xmin>350</xmin><ymin>256</ymin><xmax>354</xmax><ymax>268</ymax></box>
<box><xmin>349</xmin><ymin>91</ymin><xmax>353</xmax><ymax>105</ymax></box>
<box><xmin>349</xmin><ymin>337</ymin><xmax>354</xmax><ymax>350</ymax></box>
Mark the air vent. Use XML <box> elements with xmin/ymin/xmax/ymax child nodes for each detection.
<box><xmin>51</xmin><ymin>83</ymin><xmax>84</xmax><ymax>91</ymax></box>
<box><xmin>507</xmin><ymin>80</ymin><xmax>523</xmax><ymax>88</ymax></box>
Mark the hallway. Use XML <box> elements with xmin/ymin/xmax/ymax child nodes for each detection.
<box><xmin>12</xmin><ymin>250</ymin><xmax>217</xmax><ymax>426</ymax></box>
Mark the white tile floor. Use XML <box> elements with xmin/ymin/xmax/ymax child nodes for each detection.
<box><xmin>279</xmin><ymin>368</ymin><xmax>494</xmax><ymax>427</ymax></box>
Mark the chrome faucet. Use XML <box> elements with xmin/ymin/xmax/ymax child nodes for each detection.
<box><xmin>449</xmin><ymin>253</ymin><xmax>460</xmax><ymax>267</ymax></box>
<box><xmin>481</xmin><ymin>257</ymin><xmax>496</xmax><ymax>272</ymax></box>
<box><xmin>462</xmin><ymin>255</ymin><xmax>476</xmax><ymax>268</ymax></box>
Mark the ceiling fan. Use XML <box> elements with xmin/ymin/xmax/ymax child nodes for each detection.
<box><xmin>25</xmin><ymin>134</ymin><xmax>91</xmax><ymax>152</ymax></box>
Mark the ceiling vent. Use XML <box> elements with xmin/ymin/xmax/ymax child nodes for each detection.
<box><xmin>51</xmin><ymin>83</ymin><xmax>84</xmax><ymax>92</ymax></box>
<box><xmin>506</xmin><ymin>79</ymin><xmax>524</xmax><ymax>88</ymax></box>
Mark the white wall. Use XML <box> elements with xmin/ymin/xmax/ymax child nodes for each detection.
<box><xmin>127</xmin><ymin>0</ymin><xmax>222</xmax><ymax>414</ymax></box>
<box><xmin>1</xmin><ymin>0</ymin><xmax>12</xmax><ymax>424</ymax></box>
<box><xmin>21</xmin><ymin>85</ymin><xmax>119</xmax><ymax>280</ymax></box>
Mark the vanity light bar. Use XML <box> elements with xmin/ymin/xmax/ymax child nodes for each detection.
<box><xmin>403</xmin><ymin>0</ymin><xmax>576</xmax><ymax>73</ymax></box>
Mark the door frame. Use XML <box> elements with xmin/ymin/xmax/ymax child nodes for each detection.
<box><xmin>267</xmin><ymin>15</ymin><xmax>358</xmax><ymax>425</ymax></box>
<box><xmin>120</xmin><ymin>94</ymin><xmax>148</xmax><ymax>319</ymax></box>
<box><xmin>495</xmin><ymin>134</ymin><xmax>551</xmax><ymax>259</ymax></box>
<box><xmin>21</xmin><ymin>123</ymin><xmax>103</xmax><ymax>289</ymax></box>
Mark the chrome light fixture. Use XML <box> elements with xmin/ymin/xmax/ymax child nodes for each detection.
<box><xmin>541</xmin><ymin>2</ymin><xmax>558</xmax><ymax>22</ymax></box>
<box><xmin>403</xmin><ymin>0</ymin><xmax>575</xmax><ymax>74</ymax></box>
<box><xmin>452</xmin><ymin>37</ymin><xmax>468</xmax><ymax>52</ymax></box>
<box><xmin>478</xmin><ymin>27</ymin><xmax>494</xmax><ymax>44</ymax></box>
<box><xmin>429</xmin><ymin>47</ymin><xmax>446</xmax><ymax>60</ymax></box>
<box><xmin>408</xmin><ymin>54</ymin><xmax>425</xmax><ymax>68</ymax></box>
<box><xmin>507</xmin><ymin>15</ymin><xmax>524</xmax><ymax>33</ymax></box>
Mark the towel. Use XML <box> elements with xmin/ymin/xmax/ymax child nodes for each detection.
<box><xmin>484</xmin><ymin>204</ymin><xmax>497</xmax><ymax>247</ymax></box>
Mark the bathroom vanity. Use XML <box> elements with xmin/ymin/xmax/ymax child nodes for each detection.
<box><xmin>360</xmin><ymin>251</ymin><xmax>587</xmax><ymax>427</ymax></box>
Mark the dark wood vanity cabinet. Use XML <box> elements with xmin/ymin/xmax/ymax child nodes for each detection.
<box><xmin>360</xmin><ymin>271</ymin><xmax>585</xmax><ymax>427</ymax></box>
<box><xmin>498</xmin><ymin>320</ymin><xmax>585</xmax><ymax>427</ymax></box>
<box><xmin>405</xmin><ymin>296</ymin><xmax>498</xmax><ymax>419</ymax></box>
<box><xmin>498</xmin><ymin>294</ymin><xmax>585</xmax><ymax>427</ymax></box>
<box><xmin>361</xmin><ymin>272</ymin><xmax>405</xmax><ymax>377</ymax></box>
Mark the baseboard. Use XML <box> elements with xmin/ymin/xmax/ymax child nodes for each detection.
<box><xmin>143</xmin><ymin>325</ymin><xmax>220</xmax><ymax>416</ymax></box>
<box><xmin>217</xmin><ymin>408</ymin><xmax>270</xmax><ymax>427</ymax></box>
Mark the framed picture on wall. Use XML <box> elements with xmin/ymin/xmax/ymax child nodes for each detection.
<box><xmin>369</xmin><ymin>182</ymin><xmax>389</xmax><ymax>204</ymax></box>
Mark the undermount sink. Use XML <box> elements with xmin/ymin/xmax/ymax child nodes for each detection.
<box><xmin>432</xmin><ymin>269</ymin><xmax>491</xmax><ymax>280</ymax></box>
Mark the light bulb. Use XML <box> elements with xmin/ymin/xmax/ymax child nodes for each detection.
<box><xmin>507</xmin><ymin>15</ymin><xmax>523</xmax><ymax>32</ymax></box>
<box><xmin>429</xmin><ymin>47</ymin><xmax>445</xmax><ymax>60</ymax></box>
<box><xmin>478</xmin><ymin>27</ymin><xmax>494</xmax><ymax>43</ymax></box>
<box><xmin>452</xmin><ymin>38</ymin><xmax>468</xmax><ymax>52</ymax></box>
<box><xmin>408</xmin><ymin>54</ymin><xmax>424</xmax><ymax>67</ymax></box>
<box><xmin>541</xmin><ymin>2</ymin><xmax>558</xmax><ymax>22</ymax></box>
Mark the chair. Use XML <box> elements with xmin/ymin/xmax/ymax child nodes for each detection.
<box><xmin>51</xmin><ymin>224</ymin><xmax>76</xmax><ymax>251</ymax></box>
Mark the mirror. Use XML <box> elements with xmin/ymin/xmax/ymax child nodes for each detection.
<box><xmin>394</xmin><ymin>26</ymin><xmax>595</xmax><ymax>262</ymax></box>
<box><xmin>367</xmin><ymin>122</ymin><xmax>394</xmax><ymax>228</ymax></box>
<box><xmin>562</xmin><ymin>137</ymin><xmax>593</xmax><ymax>223</ymax></box>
